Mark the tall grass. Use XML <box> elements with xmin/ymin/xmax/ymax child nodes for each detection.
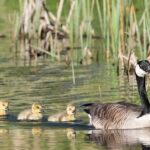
<box><xmin>14</xmin><ymin>0</ymin><xmax>150</xmax><ymax>70</ymax></box>
<box><xmin>95</xmin><ymin>0</ymin><xmax>150</xmax><ymax>68</ymax></box>
<box><xmin>14</xmin><ymin>0</ymin><xmax>95</xmax><ymax>64</ymax></box>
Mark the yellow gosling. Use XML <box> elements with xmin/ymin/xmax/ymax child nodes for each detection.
<box><xmin>17</xmin><ymin>103</ymin><xmax>43</xmax><ymax>121</ymax></box>
<box><xmin>48</xmin><ymin>104</ymin><xmax>76</xmax><ymax>122</ymax></box>
<box><xmin>0</xmin><ymin>100</ymin><xmax>9</xmax><ymax>116</ymax></box>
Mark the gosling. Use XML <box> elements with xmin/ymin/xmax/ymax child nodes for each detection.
<box><xmin>17</xmin><ymin>103</ymin><xmax>43</xmax><ymax>121</ymax></box>
<box><xmin>48</xmin><ymin>104</ymin><xmax>76</xmax><ymax>122</ymax></box>
<box><xmin>0</xmin><ymin>100</ymin><xmax>9</xmax><ymax>116</ymax></box>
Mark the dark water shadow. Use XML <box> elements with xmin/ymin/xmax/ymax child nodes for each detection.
<box><xmin>0</xmin><ymin>117</ymin><xmax>93</xmax><ymax>130</ymax></box>
<box><xmin>16</xmin><ymin>121</ymin><xmax>94</xmax><ymax>130</ymax></box>
<box><xmin>85</xmin><ymin>129</ymin><xmax>150</xmax><ymax>150</ymax></box>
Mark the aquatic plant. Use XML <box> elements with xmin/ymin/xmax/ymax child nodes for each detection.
<box><xmin>14</xmin><ymin>0</ymin><xmax>95</xmax><ymax>62</ymax></box>
<box><xmin>14</xmin><ymin>0</ymin><xmax>150</xmax><ymax>71</ymax></box>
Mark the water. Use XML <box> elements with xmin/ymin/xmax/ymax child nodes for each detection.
<box><xmin>0</xmin><ymin>52</ymin><xmax>148</xmax><ymax>150</ymax></box>
<box><xmin>1</xmin><ymin>1</ymin><xmax>150</xmax><ymax>150</ymax></box>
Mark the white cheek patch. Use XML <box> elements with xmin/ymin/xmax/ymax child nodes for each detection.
<box><xmin>135</xmin><ymin>64</ymin><xmax>147</xmax><ymax>77</ymax></box>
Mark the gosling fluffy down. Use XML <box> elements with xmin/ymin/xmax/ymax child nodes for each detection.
<box><xmin>0</xmin><ymin>100</ymin><xmax>9</xmax><ymax>116</ymax></box>
<box><xmin>48</xmin><ymin>104</ymin><xmax>76</xmax><ymax>122</ymax></box>
<box><xmin>17</xmin><ymin>103</ymin><xmax>43</xmax><ymax>121</ymax></box>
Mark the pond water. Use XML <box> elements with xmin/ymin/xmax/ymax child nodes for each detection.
<box><xmin>0</xmin><ymin>55</ymin><xmax>148</xmax><ymax>150</ymax></box>
<box><xmin>1</xmin><ymin>1</ymin><xmax>150</xmax><ymax>150</ymax></box>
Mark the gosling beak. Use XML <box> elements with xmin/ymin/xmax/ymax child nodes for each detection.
<box><xmin>39</xmin><ymin>109</ymin><xmax>44</xmax><ymax>113</ymax></box>
<box><xmin>5</xmin><ymin>107</ymin><xmax>9</xmax><ymax>111</ymax></box>
<box><xmin>72</xmin><ymin>110</ymin><xmax>76</xmax><ymax>114</ymax></box>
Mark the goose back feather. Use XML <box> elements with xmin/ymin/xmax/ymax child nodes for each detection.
<box><xmin>86</xmin><ymin>102</ymin><xmax>145</xmax><ymax>129</ymax></box>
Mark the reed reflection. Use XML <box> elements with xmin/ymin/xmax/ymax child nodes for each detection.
<box><xmin>86</xmin><ymin>129</ymin><xmax>150</xmax><ymax>149</ymax></box>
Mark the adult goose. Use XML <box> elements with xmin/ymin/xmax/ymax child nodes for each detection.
<box><xmin>84</xmin><ymin>60</ymin><xmax>150</xmax><ymax>129</ymax></box>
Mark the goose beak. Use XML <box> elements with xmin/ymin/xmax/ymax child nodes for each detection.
<box><xmin>72</xmin><ymin>110</ymin><xmax>76</xmax><ymax>114</ymax></box>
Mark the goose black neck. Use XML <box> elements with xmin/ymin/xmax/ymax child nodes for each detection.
<box><xmin>136</xmin><ymin>74</ymin><xmax>150</xmax><ymax>112</ymax></box>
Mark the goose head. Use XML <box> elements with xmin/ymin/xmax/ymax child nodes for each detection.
<box><xmin>32</xmin><ymin>103</ymin><xmax>42</xmax><ymax>114</ymax></box>
<box><xmin>135</xmin><ymin>60</ymin><xmax>150</xmax><ymax>77</ymax></box>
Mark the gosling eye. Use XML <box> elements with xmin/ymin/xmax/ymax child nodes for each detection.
<box><xmin>36</xmin><ymin>106</ymin><xmax>40</xmax><ymax>109</ymax></box>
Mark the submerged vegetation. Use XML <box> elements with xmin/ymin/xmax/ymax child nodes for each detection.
<box><xmin>14</xmin><ymin>0</ymin><xmax>150</xmax><ymax>70</ymax></box>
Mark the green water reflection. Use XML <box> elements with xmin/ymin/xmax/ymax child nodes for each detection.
<box><xmin>0</xmin><ymin>1</ymin><xmax>150</xmax><ymax>150</ymax></box>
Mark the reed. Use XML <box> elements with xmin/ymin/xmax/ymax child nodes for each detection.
<box><xmin>14</xmin><ymin>0</ymin><xmax>95</xmax><ymax>64</ymax></box>
<box><xmin>13</xmin><ymin>0</ymin><xmax>150</xmax><ymax>71</ymax></box>
<box><xmin>120</xmin><ymin>0</ymin><xmax>125</xmax><ymax>66</ymax></box>
<box><xmin>71</xmin><ymin>60</ymin><xmax>75</xmax><ymax>84</ymax></box>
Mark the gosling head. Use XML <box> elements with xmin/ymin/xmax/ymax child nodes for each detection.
<box><xmin>32</xmin><ymin>103</ymin><xmax>42</xmax><ymax>114</ymax></box>
<box><xmin>0</xmin><ymin>100</ymin><xmax>9</xmax><ymax>112</ymax></box>
<box><xmin>135</xmin><ymin>60</ymin><xmax>150</xmax><ymax>77</ymax></box>
<box><xmin>66</xmin><ymin>104</ymin><xmax>76</xmax><ymax>115</ymax></box>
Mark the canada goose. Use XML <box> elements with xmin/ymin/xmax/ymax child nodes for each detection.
<box><xmin>48</xmin><ymin>104</ymin><xmax>76</xmax><ymax>122</ymax></box>
<box><xmin>17</xmin><ymin>103</ymin><xmax>43</xmax><ymax>121</ymax></box>
<box><xmin>83</xmin><ymin>60</ymin><xmax>150</xmax><ymax>129</ymax></box>
<box><xmin>0</xmin><ymin>100</ymin><xmax>9</xmax><ymax>116</ymax></box>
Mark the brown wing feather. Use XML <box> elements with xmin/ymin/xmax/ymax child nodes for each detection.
<box><xmin>89</xmin><ymin>102</ymin><xmax>142</xmax><ymax>129</ymax></box>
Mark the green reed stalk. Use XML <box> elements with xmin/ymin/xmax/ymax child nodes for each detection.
<box><xmin>143</xmin><ymin>16</ymin><xmax>147</xmax><ymax>59</ymax></box>
<box><xmin>106</xmin><ymin>22</ymin><xmax>110</xmax><ymax>53</ymax></box>
<box><xmin>96</xmin><ymin>0</ymin><xmax>107</xmax><ymax>37</ymax></box>
<box><xmin>111</xmin><ymin>0</ymin><xmax>120</xmax><ymax>57</ymax></box>
<box><xmin>145</xmin><ymin>0</ymin><xmax>150</xmax><ymax>44</ymax></box>
<box><xmin>14</xmin><ymin>14</ymin><xmax>20</xmax><ymax>51</ymax></box>
<box><xmin>69</xmin><ymin>13</ymin><xmax>76</xmax><ymax>84</ymax></box>
<box><xmin>96</xmin><ymin>0</ymin><xmax>103</xmax><ymax>36</ymax></box>
<box><xmin>85</xmin><ymin>0</ymin><xmax>92</xmax><ymax>50</ymax></box>
<box><xmin>134</xmin><ymin>11</ymin><xmax>142</xmax><ymax>57</ymax></box>
<box><xmin>19</xmin><ymin>0</ymin><xmax>23</xmax><ymax>14</ymax></box>
<box><xmin>34</xmin><ymin>4</ymin><xmax>40</xmax><ymax>41</ymax></box>
<box><xmin>69</xmin><ymin>17</ymin><xmax>74</xmax><ymax>50</ymax></box>
<box><xmin>74</xmin><ymin>0</ymin><xmax>81</xmax><ymax>40</ymax></box>
<box><xmin>103</xmin><ymin>0</ymin><xmax>107</xmax><ymax>37</ymax></box>
<box><xmin>71</xmin><ymin>60</ymin><xmax>75</xmax><ymax>84</ymax></box>
<box><xmin>49</xmin><ymin>32</ymin><xmax>56</xmax><ymax>58</ymax></box>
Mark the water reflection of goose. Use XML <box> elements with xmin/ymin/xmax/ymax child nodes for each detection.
<box><xmin>48</xmin><ymin>104</ymin><xmax>76</xmax><ymax>122</ymax></box>
<box><xmin>83</xmin><ymin>60</ymin><xmax>150</xmax><ymax>129</ymax></box>
<box><xmin>86</xmin><ymin>129</ymin><xmax>150</xmax><ymax>149</ymax></box>
<box><xmin>17</xmin><ymin>103</ymin><xmax>43</xmax><ymax>121</ymax></box>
